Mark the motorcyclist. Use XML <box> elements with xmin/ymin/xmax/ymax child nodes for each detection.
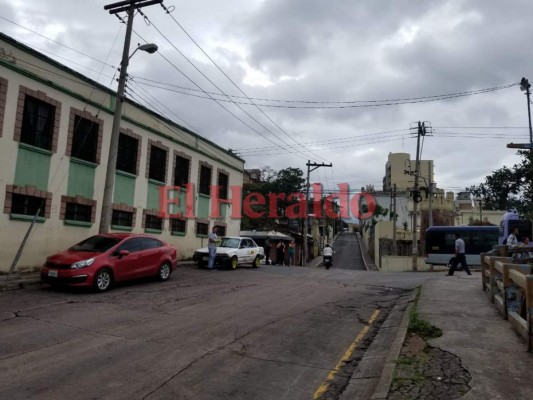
<box><xmin>323</xmin><ymin>244</ymin><xmax>333</xmax><ymax>257</ymax></box>
<box><xmin>323</xmin><ymin>244</ymin><xmax>333</xmax><ymax>268</ymax></box>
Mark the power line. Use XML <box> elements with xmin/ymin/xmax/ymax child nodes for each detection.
<box><xmin>234</xmin><ymin>129</ymin><xmax>410</xmax><ymax>152</ymax></box>
<box><xmin>0</xmin><ymin>15</ymin><xmax>115</xmax><ymax>68</ymax></box>
<box><xmin>132</xmin><ymin>76</ymin><xmax>518</xmax><ymax>108</ymax></box>
<box><xmin>135</xmin><ymin>11</ymin><xmax>311</xmax><ymax>162</ymax></box>
<box><xmin>159</xmin><ymin>3</ymin><xmax>329</xmax><ymax>163</ymax></box>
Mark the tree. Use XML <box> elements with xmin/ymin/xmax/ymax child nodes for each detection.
<box><xmin>241</xmin><ymin>166</ymin><xmax>306</xmax><ymax>230</ymax></box>
<box><xmin>468</xmin><ymin>151</ymin><xmax>533</xmax><ymax>220</ymax></box>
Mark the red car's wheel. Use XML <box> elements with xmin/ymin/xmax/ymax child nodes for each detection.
<box><xmin>158</xmin><ymin>262</ymin><xmax>172</xmax><ymax>281</ymax></box>
<box><xmin>93</xmin><ymin>268</ymin><xmax>113</xmax><ymax>292</ymax></box>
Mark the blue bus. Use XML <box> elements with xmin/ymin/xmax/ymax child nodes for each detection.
<box><xmin>425</xmin><ymin>226</ymin><xmax>499</xmax><ymax>266</ymax></box>
<box><xmin>498</xmin><ymin>211</ymin><xmax>532</xmax><ymax>245</ymax></box>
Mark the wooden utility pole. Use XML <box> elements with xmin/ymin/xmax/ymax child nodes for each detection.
<box><xmin>100</xmin><ymin>0</ymin><xmax>162</xmax><ymax>233</ymax></box>
<box><xmin>303</xmin><ymin>161</ymin><xmax>332</xmax><ymax>265</ymax></box>
<box><xmin>411</xmin><ymin>122</ymin><xmax>427</xmax><ymax>271</ymax></box>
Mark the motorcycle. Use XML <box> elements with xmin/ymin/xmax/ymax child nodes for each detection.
<box><xmin>323</xmin><ymin>255</ymin><xmax>333</xmax><ymax>269</ymax></box>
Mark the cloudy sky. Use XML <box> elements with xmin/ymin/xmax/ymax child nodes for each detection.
<box><xmin>1</xmin><ymin>0</ymin><xmax>532</xmax><ymax>196</ymax></box>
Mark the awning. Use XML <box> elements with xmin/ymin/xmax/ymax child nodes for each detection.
<box><xmin>239</xmin><ymin>230</ymin><xmax>294</xmax><ymax>241</ymax></box>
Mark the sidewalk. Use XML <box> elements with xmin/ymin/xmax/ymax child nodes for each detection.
<box><xmin>373</xmin><ymin>272</ymin><xmax>533</xmax><ymax>399</ymax></box>
<box><xmin>0</xmin><ymin>271</ymin><xmax>41</xmax><ymax>291</ymax></box>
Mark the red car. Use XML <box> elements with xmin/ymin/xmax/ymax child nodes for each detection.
<box><xmin>41</xmin><ymin>233</ymin><xmax>178</xmax><ymax>292</ymax></box>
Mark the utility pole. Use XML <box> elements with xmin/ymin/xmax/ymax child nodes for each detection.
<box><xmin>520</xmin><ymin>77</ymin><xmax>533</xmax><ymax>152</ymax></box>
<box><xmin>392</xmin><ymin>184</ymin><xmax>397</xmax><ymax>255</ymax></box>
<box><xmin>99</xmin><ymin>0</ymin><xmax>162</xmax><ymax>233</ymax></box>
<box><xmin>411</xmin><ymin>121</ymin><xmax>427</xmax><ymax>271</ymax></box>
<box><xmin>428</xmin><ymin>162</ymin><xmax>433</xmax><ymax>227</ymax></box>
<box><xmin>303</xmin><ymin>161</ymin><xmax>332</xmax><ymax>266</ymax></box>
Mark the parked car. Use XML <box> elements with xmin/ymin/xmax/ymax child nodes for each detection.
<box><xmin>193</xmin><ymin>236</ymin><xmax>265</xmax><ymax>269</ymax></box>
<box><xmin>41</xmin><ymin>233</ymin><xmax>178</xmax><ymax>292</ymax></box>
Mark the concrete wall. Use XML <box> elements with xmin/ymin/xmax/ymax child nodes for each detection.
<box><xmin>380</xmin><ymin>256</ymin><xmax>432</xmax><ymax>272</ymax></box>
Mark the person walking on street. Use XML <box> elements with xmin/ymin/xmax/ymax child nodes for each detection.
<box><xmin>207</xmin><ymin>226</ymin><xmax>219</xmax><ymax>271</ymax></box>
<box><xmin>446</xmin><ymin>233</ymin><xmax>471</xmax><ymax>276</ymax></box>
<box><xmin>276</xmin><ymin>241</ymin><xmax>286</xmax><ymax>265</ymax></box>
<box><xmin>288</xmin><ymin>240</ymin><xmax>296</xmax><ymax>266</ymax></box>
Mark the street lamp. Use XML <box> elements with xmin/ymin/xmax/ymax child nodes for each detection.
<box><xmin>98</xmin><ymin>27</ymin><xmax>158</xmax><ymax>232</ymax></box>
<box><xmin>520</xmin><ymin>77</ymin><xmax>533</xmax><ymax>152</ymax></box>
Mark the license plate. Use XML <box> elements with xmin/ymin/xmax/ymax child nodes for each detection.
<box><xmin>203</xmin><ymin>256</ymin><xmax>209</xmax><ymax>262</ymax></box>
<box><xmin>48</xmin><ymin>270</ymin><xmax>58</xmax><ymax>278</ymax></box>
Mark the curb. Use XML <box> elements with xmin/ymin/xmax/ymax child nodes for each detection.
<box><xmin>0</xmin><ymin>274</ymin><xmax>42</xmax><ymax>292</ymax></box>
<box><xmin>340</xmin><ymin>289</ymin><xmax>416</xmax><ymax>399</ymax></box>
<box><xmin>370</xmin><ymin>289</ymin><xmax>417</xmax><ymax>399</ymax></box>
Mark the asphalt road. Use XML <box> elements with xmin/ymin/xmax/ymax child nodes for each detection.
<box><xmin>0</xmin><ymin>249</ymin><xmax>429</xmax><ymax>400</ymax></box>
<box><xmin>327</xmin><ymin>232</ymin><xmax>366</xmax><ymax>271</ymax></box>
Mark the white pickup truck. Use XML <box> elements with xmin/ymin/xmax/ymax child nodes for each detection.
<box><xmin>193</xmin><ymin>236</ymin><xmax>265</xmax><ymax>269</ymax></box>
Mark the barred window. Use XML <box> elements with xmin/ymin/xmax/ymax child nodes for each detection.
<box><xmin>112</xmin><ymin>210</ymin><xmax>133</xmax><ymax>227</ymax></box>
<box><xmin>65</xmin><ymin>202</ymin><xmax>92</xmax><ymax>222</ymax></box>
<box><xmin>11</xmin><ymin>193</ymin><xmax>45</xmax><ymax>217</ymax></box>
<box><xmin>170</xmin><ymin>218</ymin><xmax>186</xmax><ymax>233</ymax></box>
<box><xmin>145</xmin><ymin>214</ymin><xmax>163</xmax><ymax>231</ymax></box>
<box><xmin>196</xmin><ymin>222</ymin><xmax>208</xmax><ymax>236</ymax></box>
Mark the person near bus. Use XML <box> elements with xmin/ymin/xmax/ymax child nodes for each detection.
<box><xmin>507</xmin><ymin>227</ymin><xmax>519</xmax><ymax>248</ymax></box>
<box><xmin>446</xmin><ymin>233</ymin><xmax>472</xmax><ymax>276</ymax></box>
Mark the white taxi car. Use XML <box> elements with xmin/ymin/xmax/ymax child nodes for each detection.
<box><xmin>193</xmin><ymin>236</ymin><xmax>265</xmax><ymax>269</ymax></box>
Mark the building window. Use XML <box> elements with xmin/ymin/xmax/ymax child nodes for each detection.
<box><xmin>218</xmin><ymin>172</ymin><xmax>229</xmax><ymax>200</ymax></box>
<box><xmin>174</xmin><ymin>154</ymin><xmax>190</xmax><ymax>188</ymax></box>
<box><xmin>71</xmin><ymin>115</ymin><xmax>98</xmax><ymax>163</ymax></box>
<box><xmin>196</xmin><ymin>221</ymin><xmax>209</xmax><ymax>236</ymax></box>
<box><xmin>117</xmin><ymin>133</ymin><xmax>138</xmax><ymax>175</ymax></box>
<box><xmin>199</xmin><ymin>165</ymin><xmax>211</xmax><ymax>196</ymax></box>
<box><xmin>65</xmin><ymin>202</ymin><xmax>92</xmax><ymax>222</ymax></box>
<box><xmin>217</xmin><ymin>225</ymin><xmax>226</xmax><ymax>236</ymax></box>
<box><xmin>149</xmin><ymin>145</ymin><xmax>167</xmax><ymax>182</ymax></box>
<box><xmin>112</xmin><ymin>210</ymin><xmax>133</xmax><ymax>227</ymax></box>
<box><xmin>145</xmin><ymin>214</ymin><xmax>163</xmax><ymax>231</ymax></box>
<box><xmin>11</xmin><ymin>193</ymin><xmax>45</xmax><ymax>217</ymax></box>
<box><xmin>20</xmin><ymin>95</ymin><xmax>55</xmax><ymax>150</ymax></box>
<box><xmin>170</xmin><ymin>218</ymin><xmax>186</xmax><ymax>234</ymax></box>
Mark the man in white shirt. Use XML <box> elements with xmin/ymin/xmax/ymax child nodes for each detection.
<box><xmin>507</xmin><ymin>227</ymin><xmax>519</xmax><ymax>248</ymax></box>
<box><xmin>446</xmin><ymin>233</ymin><xmax>472</xmax><ymax>276</ymax></box>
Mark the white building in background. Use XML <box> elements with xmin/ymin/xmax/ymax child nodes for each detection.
<box><xmin>0</xmin><ymin>32</ymin><xmax>244</xmax><ymax>272</ymax></box>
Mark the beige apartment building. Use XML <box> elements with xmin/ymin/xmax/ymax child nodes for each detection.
<box><xmin>0</xmin><ymin>33</ymin><xmax>244</xmax><ymax>272</ymax></box>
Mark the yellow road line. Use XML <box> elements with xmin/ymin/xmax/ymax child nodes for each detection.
<box><xmin>313</xmin><ymin>309</ymin><xmax>381</xmax><ymax>399</ymax></box>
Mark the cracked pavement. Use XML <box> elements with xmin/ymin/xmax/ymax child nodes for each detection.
<box><xmin>0</xmin><ymin>263</ymin><xmax>429</xmax><ymax>400</ymax></box>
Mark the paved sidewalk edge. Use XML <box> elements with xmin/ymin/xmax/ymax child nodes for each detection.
<box><xmin>356</xmin><ymin>232</ymin><xmax>378</xmax><ymax>271</ymax></box>
<box><xmin>370</xmin><ymin>289</ymin><xmax>417</xmax><ymax>399</ymax></box>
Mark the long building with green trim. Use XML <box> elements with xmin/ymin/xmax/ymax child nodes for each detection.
<box><xmin>0</xmin><ymin>32</ymin><xmax>244</xmax><ymax>272</ymax></box>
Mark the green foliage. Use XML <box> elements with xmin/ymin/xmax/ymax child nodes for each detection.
<box><xmin>361</xmin><ymin>202</ymin><xmax>389</xmax><ymax>233</ymax></box>
<box><xmin>408</xmin><ymin>287</ymin><xmax>442</xmax><ymax>339</ymax></box>
<box><xmin>241</xmin><ymin>166</ymin><xmax>306</xmax><ymax>230</ymax></box>
<box><xmin>468</xmin><ymin>151</ymin><xmax>533</xmax><ymax>219</ymax></box>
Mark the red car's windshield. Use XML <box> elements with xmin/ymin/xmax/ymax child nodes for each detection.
<box><xmin>69</xmin><ymin>235</ymin><xmax>121</xmax><ymax>252</ymax></box>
